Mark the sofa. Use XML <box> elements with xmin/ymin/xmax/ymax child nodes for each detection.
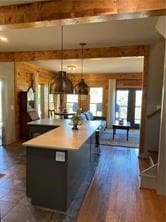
<box><xmin>80</xmin><ymin>110</ymin><xmax>106</xmax><ymax>130</ymax></box>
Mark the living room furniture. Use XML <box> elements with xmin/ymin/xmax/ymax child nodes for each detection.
<box><xmin>80</xmin><ymin>111</ymin><xmax>106</xmax><ymax>154</ymax></box>
<box><xmin>19</xmin><ymin>88</ymin><xmax>38</xmax><ymax>140</ymax></box>
<box><xmin>54</xmin><ymin>111</ymin><xmax>75</xmax><ymax>119</ymax></box>
<box><xmin>112</xmin><ymin>120</ymin><xmax>131</xmax><ymax>141</ymax></box>
<box><xmin>81</xmin><ymin>111</ymin><xmax>106</xmax><ymax>130</ymax></box>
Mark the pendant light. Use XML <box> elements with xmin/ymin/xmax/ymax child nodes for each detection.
<box><xmin>49</xmin><ymin>26</ymin><xmax>74</xmax><ymax>94</ymax></box>
<box><xmin>74</xmin><ymin>43</ymin><xmax>89</xmax><ymax>95</ymax></box>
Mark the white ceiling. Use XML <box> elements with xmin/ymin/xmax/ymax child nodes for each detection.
<box><xmin>31</xmin><ymin>57</ymin><xmax>144</xmax><ymax>73</ymax></box>
<box><xmin>0</xmin><ymin>2</ymin><xmax>163</xmax><ymax>74</ymax></box>
<box><xmin>0</xmin><ymin>17</ymin><xmax>162</xmax><ymax>52</ymax></box>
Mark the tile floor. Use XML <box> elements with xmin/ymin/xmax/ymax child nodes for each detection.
<box><xmin>0</xmin><ymin>144</ymin><xmax>96</xmax><ymax>222</ymax></box>
<box><xmin>0</xmin><ymin>145</ymin><xmax>76</xmax><ymax>222</ymax></box>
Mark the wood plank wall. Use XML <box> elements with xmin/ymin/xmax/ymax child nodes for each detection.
<box><xmin>14</xmin><ymin>61</ymin><xmax>142</xmax><ymax>140</ymax></box>
<box><xmin>15</xmin><ymin>62</ymin><xmax>55</xmax><ymax>140</ymax></box>
<box><xmin>69</xmin><ymin>73</ymin><xmax>143</xmax><ymax>117</ymax></box>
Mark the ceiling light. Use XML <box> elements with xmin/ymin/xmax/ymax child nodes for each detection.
<box><xmin>74</xmin><ymin>43</ymin><xmax>89</xmax><ymax>95</ymax></box>
<box><xmin>49</xmin><ymin>26</ymin><xmax>74</xmax><ymax>95</ymax></box>
<box><xmin>0</xmin><ymin>36</ymin><xmax>8</xmax><ymax>42</ymax></box>
<box><xmin>67</xmin><ymin>65</ymin><xmax>76</xmax><ymax>71</ymax></box>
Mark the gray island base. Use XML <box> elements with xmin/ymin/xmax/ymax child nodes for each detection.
<box><xmin>23</xmin><ymin>119</ymin><xmax>102</xmax><ymax>211</ymax></box>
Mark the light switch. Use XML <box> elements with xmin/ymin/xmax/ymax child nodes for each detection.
<box><xmin>10</xmin><ymin>105</ymin><xmax>14</xmax><ymax>110</ymax></box>
<box><xmin>55</xmin><ymin>151</ymin><xmax>66</xmax><ymax>162</ymax></box>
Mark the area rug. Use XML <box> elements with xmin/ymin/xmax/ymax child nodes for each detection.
<box><xmin>100</xmin><ymin>129</ymin><xmax>140</xmax><ymax>148</ymax></box>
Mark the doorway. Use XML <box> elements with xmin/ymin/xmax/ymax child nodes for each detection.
<box><xmin>116</xmin><ymin>89</ymin><xmax>142</xmax><ymax>128</ymax></box>
<box><xmin>0</xmin><ymin>80</ymin><xmax>4</xmax><ymax>145</ymax></box>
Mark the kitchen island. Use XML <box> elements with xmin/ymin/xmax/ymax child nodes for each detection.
<box><xmin>23</xmin><ymin>119</ymin><xmax>102</xmax><ymax>211</ymax></box>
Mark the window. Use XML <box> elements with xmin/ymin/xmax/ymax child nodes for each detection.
<box><xmin>66</xmin><ymin>94</ymin><xmax>78</xmax><ymax>112</ymax></box>
<box><xmin>37</xmin><ymin>84</ymin><xmax>42</xmax><ymax>118</ymax></box>
<box><xmin>115</xmin><ymin>89</ymin><xmax>142</xmax><ymax>128</ymax></box>
<box><xmin>48</xmin><ymin>94</ymin><xmax>55</xmax><ymax>110</ymax></box>
<box><xmin>116</xmin><ymin>90</ymin><xmax>129</xmax><ymax>121</ymax></box>
<box><xmin>89</xmin><ymin>87</ymin><xmax>103</xmax><ymax>116</ymax></box>
<box><xmin>48</xmin><ymin>94</ymin><xmax>60</xmax><ymax>118</ymax></box>
<box><xmin>135</xmin><ymin>90</ymin><xmax>142</xmax><ymax>124</ymax></box>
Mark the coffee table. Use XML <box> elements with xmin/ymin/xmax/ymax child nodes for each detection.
<box><xmin>112</xmin><ymin>120</ymin><xmax>131</xmax><ymax>141</ymax></box>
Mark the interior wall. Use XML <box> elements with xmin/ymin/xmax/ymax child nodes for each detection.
<box><xmin>14</xmin><ymin>64</ymin><xmax>142</xmax><ymax>142</ymax></box>
<box><xmin>156</xmin><ymin>16</ymin><xmax>166</xmax><ymax>196</ymax></box>
<box><xmin>15</xmin><ymin>62</ymin><xmax>55</xmax><ymax>140</ymax></box>
<box><xmin>69</xmin><ymin>73</ymin><xmax>143</xmax><ymax>117</ymax></box>
<box><xmin>144</xmin><ymin>40</ymin><xmax>165</xmax><ymax>153</ymax></box>
<box><xmin>158</xmin><ymin>42</ymin><xmax>166</xmax><ymax>195</ymax></box>
<box><xmin>0</xmin><ymin>62</ymin><xmax>15</xmax><ymax>145</ymax></box>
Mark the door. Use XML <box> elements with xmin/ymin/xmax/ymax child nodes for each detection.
<box><xmin>0</xmin><ymin>80</ymin><xmax>4</xmax><ymax>145</ymax></box>
<box><xmin>116</xmin><ymin>89</ymin><xmax>142</xmax><ymax>128</ymax></box>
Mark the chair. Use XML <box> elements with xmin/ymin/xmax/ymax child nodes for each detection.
<box><xmin>27</xmin><ymin>110</ymin><xmax>40</xmax><ymax>121</ymax></box>
<box><xmin>48</xmin><ymin>109</ymin><xmax>55</xmax><ymax>119</ymax></box>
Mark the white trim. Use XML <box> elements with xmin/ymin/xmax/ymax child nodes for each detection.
<box><xmin>0</xmin><ymin>62</ymin><xmax>15</xmax><ymax>145</ymax></box>
<box><xmin>107</xmin><ymin>79</ymin><xmax>116</xmax><ymax>128</ymax></box>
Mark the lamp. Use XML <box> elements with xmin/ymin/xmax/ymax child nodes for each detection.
<box><xmin>49</xmin><ymin>26</ymin><xmax>74</xmax><ymax>94</ymax></box>
<box><xmin>74</xmin><ymin>43</ymin><xmax>89</xmax><ymax>95</ymax></box>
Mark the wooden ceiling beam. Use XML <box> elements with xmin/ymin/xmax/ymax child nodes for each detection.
<box><xmin>0</xmin><ymin>45</ymin><xmax>148</xmax><ymax>62</ymax></box>
<box><xmin>69</xmin><ymin>73</ymin><xmax>143</xmax><ymax>80</ymax></box>
<box><xmin>0</xmin><ymin>52</ymin><xmax>14</xmax><ymax>61</ymax></box>
<box><xmin>0</xmin><ymin>0</ymin><xmax>165</xmax><ymax>29</ymax></box>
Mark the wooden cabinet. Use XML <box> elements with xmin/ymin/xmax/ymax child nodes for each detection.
<box><xmin>19</xmin><ymin>88</ymin><xmax>36</xmax><ymax>140</ymax></box>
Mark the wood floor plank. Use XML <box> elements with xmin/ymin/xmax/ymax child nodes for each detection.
<box><xmin>0</xmin><ymin>145</ymin><xmax>165</xmax><ymax>222</ymax></box>
<box><xmin>76</xmin><ymin>146</ymin><xmax>166</xmax><ymax>222</ymax></box>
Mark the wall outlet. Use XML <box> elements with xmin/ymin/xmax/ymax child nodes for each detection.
<box><xmin>55</xmin><ymin>151</ymin><xmax>66</xmax><ymax>162</ymax></box>
<box><xmin>10</xmin><ymin>105</ymin><xmax>14</xmax><ymax>110</ymax></box>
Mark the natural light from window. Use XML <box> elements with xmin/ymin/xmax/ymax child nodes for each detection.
<box><xmin>66</xmin><ymin>94</ymin><xmax>78</xmax><ymax>112</ymax></box>
<box><xmin>90</xmin><ymin>87</ymin><xmax>103</xmax><ymax>116</ymax></box>
<box><xmin>116</xmin><ymin>90</ymin><xmax>129</xmax><ymax>120</ymax></box>
<box><xmin>135</xmin><ymin>90</ymin><xmax>142</xmax><ymax>124</ymax></box>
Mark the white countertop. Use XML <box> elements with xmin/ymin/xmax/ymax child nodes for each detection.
<box><xmin>23</xmin><ymin>119</ymin><xmax>102</xmax><ymax>151</ymax></box>
<box><xmin>27</xmin><ymin>118</ymin><xmax>62</xmax><ymax>127</ymax></box>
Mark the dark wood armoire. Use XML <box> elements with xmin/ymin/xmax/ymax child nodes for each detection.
<box><xmin>19</xmin><ymin>88</ymin><xmax>36</xmax><ymax>140</ymax></box>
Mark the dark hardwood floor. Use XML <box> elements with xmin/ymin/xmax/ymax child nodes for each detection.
<box><xmin>77</xmin><ymin>147</ymin><xmax>166</xmax><ymax>222</ymax></box>
<box><xmin>0</xmin><ymin>144</ymin><xmax>165</xmax><ymax>222</ymax></box>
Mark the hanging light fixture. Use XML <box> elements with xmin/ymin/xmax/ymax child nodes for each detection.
<box><xmin>49</xmin><ymin>26</ymin><xmax>74</xmax><ymax>94</ymax></box>
<box><xmin>74</xmin><ymin>43</ymin><xmax>89</xmax><ymax>95</ymax></box>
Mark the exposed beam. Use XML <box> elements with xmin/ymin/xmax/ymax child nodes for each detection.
<box><xmin>0</xmin><ymin>45</ymin><xmax>147</xmax><ymax>62</ymax></box>
<box><xmin>69</xmin><ymin>73</ymin><xmax>143</xmax><ymax>80</ymax></box>
<box><xmin>0</xmin><ymin>0</ymin><xmax>165</xmax><ymax>29</ymax></box>
<box><xmin>0</xmin><ymin>52</ymin><xmax>14</xmax><ymax>62</ymax></box>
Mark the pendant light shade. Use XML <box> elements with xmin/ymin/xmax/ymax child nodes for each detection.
<box><xmin>49</xmin><ymin>71</ymin><xmax>73</xmax><ymax>94</ymax></box>
<box><xmin>74</xmin><ymin>78</ymin><xmax>89</xmax><ymax>95</ymax></box>
<box><xmin>49</xmin><ymin>26</ymin><xmax>74</xmax><ymax>94</ymax></box>
<box><xmin>74</xmin><ymin>43</ymin><xmax>89</xmax><ymax>95</ymax></box>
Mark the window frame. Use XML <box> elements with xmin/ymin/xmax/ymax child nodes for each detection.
<box><xmin>89</xmin><ymin>87</ymin><xmax>103</xmax><ymax>116</ymax></box>
<box><xmin>66</xmin><ymin>94</ymin><xmax>79</xmax><ymax>112</ymax></box>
